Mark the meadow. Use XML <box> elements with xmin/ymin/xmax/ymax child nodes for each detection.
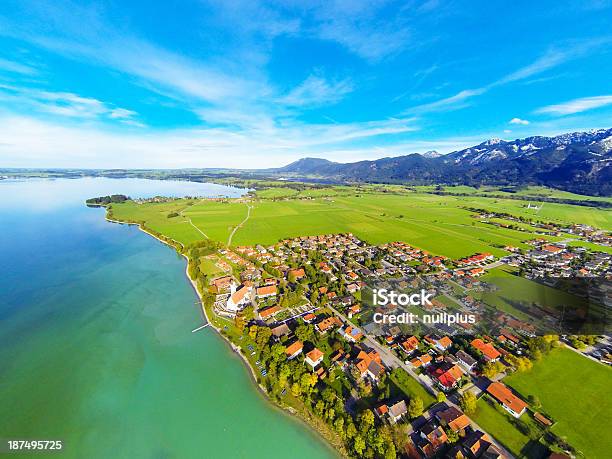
<box><xmin>109</xmin><ymin>188</ymin><xmax>611</xmax><ymax>259</ymax></box>
<box><xmin>472</xmin><ymin>396</ymin><xmax>548</xmax><ymax>459</ymax></box>
<box><xmin>505</xmin><ymin>347</ymin><xmax>612</xmax><ymax>459</ymax></box>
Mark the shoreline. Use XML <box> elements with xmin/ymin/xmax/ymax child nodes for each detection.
<box><xmin>104</xmin><ymin>212</ymin><xmax>345</xmax><ymax>458</ymax></box>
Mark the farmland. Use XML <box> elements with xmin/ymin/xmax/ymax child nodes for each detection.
<box><xmin>109</xmin><ymin>187</ymin><xmax>612</xmax><ymax>259</ymax></box>
<box><xmin>505</xmin><ymin>347</ymin><xmax>612</xmax><ymax>459</ymax></box>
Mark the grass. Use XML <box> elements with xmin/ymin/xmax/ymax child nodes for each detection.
<box><xmin>505</xmin><ymin>347</ymin><xmax>612</xmax><ymax>458</ymax></box>
<box><xmin>111</xmin><ymin>190</ymin><xmax>611</xmax><ymax>259</ymax></box>
<box><xmin>472</xmin><ymin>396</ymin><xmax>548</xmax><ymax>458</ymax></box>
<box><xmin>478</xmin><ymin>266</ymin><xmax>586</xmax><ymax>320</ymax></box>
<box><xmin>389</xmin><ymin>368</ymin><xmax>435</xmax><ymax>407</ymax></box>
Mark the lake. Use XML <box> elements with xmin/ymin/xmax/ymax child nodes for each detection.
<box><xmin>0</xmin><ymin>178</ymin><xmax>335</xmax><ymax>459</ymax></box>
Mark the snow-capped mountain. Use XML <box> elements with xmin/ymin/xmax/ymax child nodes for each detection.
<box><xmin>274</xmin><ymin>128</ymin><xmax>612</xmax><ymax>196</ymax></box>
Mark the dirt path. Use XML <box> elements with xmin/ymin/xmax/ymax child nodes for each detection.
<box><xmin>227</xmin><ymin>203</ymin><xmax>252</xmax><ymax>246</ymax></box>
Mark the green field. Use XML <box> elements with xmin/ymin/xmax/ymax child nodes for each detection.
<box><xmin>110</xmin><ymin>190</ymin><xmax>610</xmax><ymax>259</ymax></box>
<box><xmin>504</xmin><ymin>348</ymin><xmax>612</xmax><ymax>459</ymax></box>
<box><xmin>478</xmin><ymin>266</ymin><xmax>587</xmax><ymax>320</ymax></box>
<box><xmin>389</xmin><ymin>368</ymin><xmax>435</xmax><ymax>407</ymax></box>
<box><xmin>472</xmin><ymin>396</ymin><xmax>548</xmax><ymax>458</ymax></box>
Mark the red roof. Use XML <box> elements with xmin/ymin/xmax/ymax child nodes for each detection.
<box><xmin>306</xmin><ymin>348</ymin><xmax>324</xmax><ymax>362</ymax></box>
<box><xmin>471</xmin><ymin>338</ymin><xmax>501</xmax><ymax>360</ymax></box>
<box><xmin>285</xmin><ymin>340</ymin><xmax>304</xmax><ymax>356</ymax></box>
<box><xmin>259</xmin><ymin>305</ymin><xmax>280</xmax><ymax>319</ymax></box>
<box><xmin>256</xmin><ymin>285</ymin><xmax>277</xmax><ymax>296</ymax></box>
<box><xmin>487</xmin><ymin>382</ymin><xmax>527</xmax><ymax>414</ymax></box>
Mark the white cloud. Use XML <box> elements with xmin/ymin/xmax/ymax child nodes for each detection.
<box><xmin>509</xmin><ymin>117</ymin><xmax>529</xmax><ymax>125</ymax></box>
<box><xmin>278</xmin><ymin>74</ymin><xmax>353</xmax><ymax>107</ymax></box>
<box><xmin>0</xmin><ymin>84</ymin><xmax>141</xmax><ymax>124</ymax></box>
<box><xmin>404</xmin><ymin>39</ymin><xmax>610</xmax><ymax>114</ymax></box>
<box><xmin>405</xmin><ymin>88</ymin><xmax>487</xmax><ymax>113</ymax></box>
<box><xmin>535</xmin><ymin>95</ymin><xmax>612</xmax><ymax>115</ymax></box>
<box><xmin>0</xmin><ymin>57</ymin><xmax>37</xmax><ymax>75</ymax></box>
<box><xmin>0</xmin><ymin>114</ymin><xmax>419</xmax><ymax>168</ymax></box>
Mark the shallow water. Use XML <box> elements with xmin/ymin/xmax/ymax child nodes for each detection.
<box><xmin>0</xmin><ymin>178</ymin><xmax>334</xmax><ymax>459</ymax></box>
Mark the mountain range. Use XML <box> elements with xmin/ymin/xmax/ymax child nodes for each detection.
<box><xmin>272</xmin><ymin>128</ymin><xmax>612</xmax><ymax>196</ymax></box>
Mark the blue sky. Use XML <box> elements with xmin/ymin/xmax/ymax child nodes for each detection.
<box><xmin>0</xmin><ymin>0</ymin><xmax>611</xmax><ymax>168</ymax></box>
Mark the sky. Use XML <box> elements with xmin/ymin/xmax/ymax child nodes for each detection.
<box><xmin>0</xmin><ymin>0</ymin><xmax>611</xmax><ymax>169</ymax></box>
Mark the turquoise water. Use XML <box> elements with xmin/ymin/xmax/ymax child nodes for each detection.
<box><xmin>0</xmin><ymin>178</ymin><xmax>334</xmax><ymax>459</ymax></box>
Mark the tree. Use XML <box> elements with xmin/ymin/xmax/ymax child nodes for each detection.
<box><xmin>437</xmin><ymin>391</ymin><xmax>447</xmax><ymax>403</ymax></box>
<box><xmin>295</xmin><ymin>324</ymin><xmax>314</xmax><ymax>343</ymax></box>
<box><xmin>459</xmin><ymin>391</ymin><xmax>477</xmax><ymax>415</ymax></box>
<box><xmin>278</xmin><ymin>365</ymin><xmax>290</xmax><ymax>389</ymax></box>
<box><xmin>408</xmin><ymin>397</ymin><xmax>424</xmax><ymax>419</ymax></box>
<box><xmin>482</xmin><ymin>361</ymin><xmax>505</xmax><ymax>378</ymax></box>
<box><xmin>333</xmin><ymin>416</ymin><xmax>345</xmax><ymax>436</ymax></box>
<box><xmin>255</xmin><ymin>327</ymin><xmax>272</xmax><ymax>350</ymax></box>
<box><xmin>384</xmin><ymin>442</ymin><xmax>396</xmax><ymax>459</ymax></box>
<box><xmin>291</xmin><ymin>382</ymin><xmax>301</xmax><ymax>397</ymax></box>
<box><xmin>446</xmin><ymin>428</ymin><xmax>459</xmax><ymax>444</ymax></box>
<box><xmin>359</xmin><ymin>409</ymin><xmax>375</xmax><ymax>432</ymax></box>
<box><xmin>528</xmin><ymin>394</ymin><xmax>541</xmax><ymax>409</ymax></box>
<box><xmin>353</xmin><ymin>435</ymin><xmax>366</xmax><ymax>456</ymax></box>
<box><xmin>346</xmin><ymin>422</ymin><xmax>357</xmax><ymax>440</ymax></box>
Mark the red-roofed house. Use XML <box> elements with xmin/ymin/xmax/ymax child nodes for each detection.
<box><xmin>285</xmin><ymin>340</ymin><xmax>304</xmax><ymax>360</ymax></box>
<box><xmin>487</xmin><ymin>382</ymin><xmax>528</xmax><ymax>418</ymax></box>
<box><xmin>305</xmin><ymin>348</ymin><xmax>324</xmax><ymax>369</ymax></box>
<box><xmin>471</xmin><ymin>338</ymin><xmax>501</xmax><ymax>362</ymax></box>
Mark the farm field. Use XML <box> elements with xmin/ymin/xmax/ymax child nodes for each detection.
<box><xmin>413</xmin><ymin>185</ymin><xmax>612</xmax><ymax>203</ymax></box>
<box><xmin>505</xmin><ymin>348</ymin><xmax>612</xmax><ymax>459</ymax></box>
<box><xmin>110</xmin><ymin>190</ymin><xmax>611</xmax><ymax>258</ymax></box>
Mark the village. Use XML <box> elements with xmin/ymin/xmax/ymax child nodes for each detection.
<box><xmin>199</xmin><ymin>231</ymin><xmax>611</xmax><ymax>458</ymax></box>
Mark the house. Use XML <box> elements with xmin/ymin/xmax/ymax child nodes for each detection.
<box><xmin>410</xmin><ymin>353</ymin><xmax>432</xmax><ymax>368</ymax></box>
<box><xmin>455</xmin><ymin>350</ymin><xmax>477</xmax><ymax>372</ymax></box>
<box><xmin>435</xmin><ymin>406</ymin><xmax>470</xmax><ymax>432</ymax></box>
<box><xmin>271</xmin><ymin>323</ymin><xmax>290</xmax><ymax>339</ymax></box>
<box><xmin>425</xmin><ymin>334</ymin><xmax>452</xmax><ymax>352</ymax></box>
<box><xmin>285</xmin><ymin>340</ymin><xmax>304</xmax><ymax>360</ymax></box>
<box><xmin>430</xmin><ymin>363</ymin><xmax>463</xmax><ymax>391</ymax></box>
<box><xmin>387</xmin><ymin>400</ymin><xmax>408</xmax><ymax>423</ymax></box>
<box><xmin>462</xmin><ymin>430</ymin><xmax>502</xmax><ymax>458</ymax></box>
<box><xmin>288</xmin><ymin>268</ymin><xmax>305</xmax><ymax>280</ymax></box>
<box><xmin>355</xmin><ymin>349</ymin><xmax>384</xmax><ymax>381</ymax></box>
<box><xmin>367</xmin><ymin>359</ymin><xmax>385</xmax><ymax>381</ymax></box>
<box><xmin>347</xmin><ymin>304</ymin><xmax>361</xmax><ymax>318</ymax></box>
<box><xmin>401</xmin><ymin>336</ymin><xmax>419</xmax><ymax>354</ymax></box>
<box><xmin>211</xmin><ymin>275</ymin><xmax>233</xmax><ymax>292</ymax></box>
<box><xmin>487</xmin><ymin>382</ymin><xmax>528</xmax><ymax>418</ymax></box>
<box><xmin>316</xmin><ymin>316</ymin><xmax>342</xmax><ymax>334</ymax></box>
<box><xmin>258</xmin><ymin>305</ymin><xmax>281</xmax><ymax>320</ymax></box>
<box><xmin>419</xmin><ymin>421</ymin><xmax>448</xmax><ymax>453</ymax></box>
<box><xmin>256</xmin><ymin>285</ymin><xmax>277</xmax><ymax>298</ymax></box>
<box><xmin>305</xmin><ymin>348</ymin><xmax>324</xmax><ymax>369</ymax></box>
<box><xmin>340</xmin><ymin>326</ymin><xmax>363</xmax><ymax>342</ymax></box>
<box><xmin>471</xmin><ymin>338</ymin><xmax>501</xmax><ymax>362</ymax></box>
<box><xmin>302</xmin><ymin>313</ymin><xmax>317</xmax><ymax>323</ymax></box>
<box><xmin>226</xmin><ymin>283</ymin><xmax>253</xmax><ymax>312</ymax></box>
